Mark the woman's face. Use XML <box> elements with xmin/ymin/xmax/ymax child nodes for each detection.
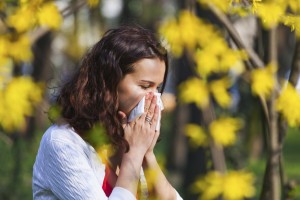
<box><xmin>117</xmin><ymin>58</ymin><xmax>166</xmax><ymax>116</ymax></box>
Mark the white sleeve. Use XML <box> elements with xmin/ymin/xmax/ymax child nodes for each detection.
<box><xmin>43</xmin><ymin>139</ymin><xmax>135</xmax><ymax>200</ymax></box>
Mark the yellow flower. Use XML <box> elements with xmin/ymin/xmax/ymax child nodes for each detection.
<box><xmin>159</xmin><ymin>9</ymin><xmax>241</xmax><ymax>62</ymax></box>
<box><xmin>144</xmin><ymin>168</ymin><xmax>159</xmax><ymax>191</ymax></box>
<box><xmin>288</xmin><ymin>0</ymin><xmax>300</xmax><ymax>13</ymax></box>
<box><xmin>195</xmin><ymin>37</ymin><xmax>245</xmax><ymax>77</ymax></box>
<box><xmin>205</xmin><ymin>38</ymin><xmax>228</xmax><ymax>56</ymax></box>
<box><xmin>275</xmin><ymin>83</ymin><xmax>300</xmax><ymax>127</ymax></box>
<box><xmin>185</xmin><ymin>124</ymin><xmax>208</xmax><ymax>147</ymax></box>
<box><xmin>193</xmin><ymin>170</ymin><xmax>256</xmax><ymax>200</ymax></box>
<box><xmin>8</xmin><ymin>35</ymin><xmax>33</xmax><ymax>62</ymax></box>
<box><xmin>210</xmin><ymin>78</ymin><xmax>232</xmax><ymax>108</ymax></box>
<box><xmin>37</xmin><ymin>2</ymin><xmax>62</xmax><ymax>30</ymax></box>
<box><xmin>192</xmin><ymin>171</ymin><xmax>224</xmax><ymax>200</ymax></box>
<box><xmin>209</xmin><ymin>117</ymin><xmax>243</xmax><ymax>146</ymax></box>
<box><xmin>0</xmin><ymin>77</ymin><xmax>44</xmax><ymax>132</ymax></box>
<box><xmin>159</xmin><ymin>18</ymin><xmax>184</xmax><ymax>57</ymax></box>
<box><xmin>7</xmin><ymin>6</ymin><xmax>36</xmax><ymax>32</ymax></box>
<box><xmin>0</xmin><ymin>35</ymin><xmax>32</xmax><ymax>63</ymax></box>
<box><xmin>223</xmin><ymin>171</ymin><xmax>256</xmax><ymax>200</ymax></box>
<box><xmin>178</xmin><ymin>78</ymin><xmax>210</xmax><ymax>109</ymax></box>
<box><xmin>254</xmin><ymin>2</ymin><xmax>286</xmax><ymax>28</ymax></box>
<box><xmin>96</xmin><ymin>144</ymin><xmax>114</xmax><ymax>165</ymax></box>
<box><xmin>282</xmin><ymin>15</ymin><xmax>300</xmax><ymax>38</ymax></box>
<box><xmin>198</xmin><ymin>26</ymin><xmax>220</xmax><ymax>47</ymax></box>
<box><xmin>251</xmin><ymin>63</ymin><xmax>277</xmax><ymax>98</ymax></box>
<box><xmin>159</xmin><ymin>10</ymin><xmax>221</xmax><ymax>56</ymax></box>
<box><xmin>87</xmin><ymin>0</ymin><xmax>100</xmax><ymax>8</ymax></box>
<box><xmin>195</xmin><ymin>49</ymin><xmax>219</xmax><ymax>77</ymax></box>
<box><xmin>178</xmin><ymin>11</ymin><xmax>203</xmax><ymax>50</ymax></box>
<box><xmin>220</xmin><ymin>49</ymin><xmax>246</xmax><ymax>72</ymax></box>
<box><xmin>0</xmin><ymin>37</ymin><xmax>10</xmax><ymax>65</ymax></box>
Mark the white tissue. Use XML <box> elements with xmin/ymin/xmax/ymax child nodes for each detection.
<box><xmin>127</xmin><ymin>96</ymin><xmax>145</xmax><ymax>122</ymax></box>
<box><xmin>154</xmin><ymin>93</ymin><xmax>164</xmax><ymax>131</ymax></box>
<box><xmin>127</xmin><ymin>92</ymin><xmax>164</xmax><ymax>131</ymax></box>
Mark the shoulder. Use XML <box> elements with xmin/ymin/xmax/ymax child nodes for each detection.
<box><xmin>35</xmin><ymin>124</ymin><xmax>105</xmax><ymax>175</ymax></box>
<box><xmin>41</xmin><ymin>124</ymin><xmax>86</xmax><ymax>148</ymax></box>
<box><xmin>36</xmin><ymin>124</ymin><xmax>91</xmax><ymax>162</ymax></box>
<box><xmin>34</xmin><ymin>124</ymin><xmax>104</xmax><ymax>173</ymax></box>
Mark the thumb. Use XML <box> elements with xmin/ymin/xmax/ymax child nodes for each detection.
<box><xmin>118</xmin><ymin>111</ymin><xmax>127</xmax><ymax>128</ymax></box>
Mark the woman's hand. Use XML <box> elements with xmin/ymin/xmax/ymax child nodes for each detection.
<box><xmin>118</xmin><ymin>92</ymin><xmax>159</xmax><ymax>158</ymax></box>
<box><xmin>143</xmin><ymin>93</ymin><xmax>161</xmax><ymax>158</ymax></box>
<box><xmin>116</xmin><ymin>93</ymin><xmax>159</xmax><ymax>195</ymax></box>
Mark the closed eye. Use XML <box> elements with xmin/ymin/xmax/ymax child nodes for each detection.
<box><xmin>139</xmin><ymin>81</ymin><xmax>163</xmax><ymax>92</ymax></box>
<box><xmin>140</xmin><ymin>85</ymin><xmax>150</xmax><ymax>89</ymax></box>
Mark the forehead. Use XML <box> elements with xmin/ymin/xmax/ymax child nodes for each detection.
<box><xmin>130</xmin><ymin>58</ymin><xmax>166</xmax><ymax>82</ymax></box>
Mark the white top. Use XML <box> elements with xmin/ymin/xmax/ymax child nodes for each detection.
<box><xmin>32</xmin><ymin>124</ymin><xmax>183</xmax><ymax>200</ymax></box>
<box><xmin>32</xmin><ymin>124</ymin><xmax>135</xmax><ymax>200</ymax></box>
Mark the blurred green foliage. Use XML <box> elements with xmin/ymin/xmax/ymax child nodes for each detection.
<box><xmin>0</xmin><ymin>131</ymin><xmax>43</xmax><ymax>199</ymax></box>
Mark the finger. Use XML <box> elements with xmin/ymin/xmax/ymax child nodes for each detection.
<box><xmin>144</xmin><ymin>92</ymin><xmax>153</xmax><ymax>113</ymax></box>
<box><xmin>147</xmin><ymin>95</ymin><xmax>157</xmax><ymax>119</ymax></box>
<box><xmin>151</xmin><ymin>105</ymin><xmax>159</xmax><ymax>131</ymax></box>
<box><xmin>139</xmin><ymin>94</ymin><xmax>155</xmax><ymax>125</ymax></box>
<box><xmin>118</xmin><ymin>111</ymin><xmax>127</xmax><ymax>128</ymax></box>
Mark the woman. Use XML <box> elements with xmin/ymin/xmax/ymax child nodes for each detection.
<box><xmin>32</xmin><ymin>26</ymin><xmax>183</xmax><ymax>200</ymax></box>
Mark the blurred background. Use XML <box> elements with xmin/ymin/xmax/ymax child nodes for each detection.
<box><xmin>0</xmin><ymin>0</ymin><xmax>300</xmax><ymax>199</ymax></box>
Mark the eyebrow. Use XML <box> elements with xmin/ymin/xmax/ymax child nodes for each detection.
<box><xmin>140</xmin><ymin>80</ymin><xmax>155</xmax><ymax>84</ymax></box>
<box><xmin>140</xmin><ymin>80</ymin><xmax>163</xmax><ymax>85</ymax></box>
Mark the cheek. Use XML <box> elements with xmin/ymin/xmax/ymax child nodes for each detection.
<box><xmin>118</xmin><ymin>89</ymin><xmax>146</xmax><ymax>115</ymax></box>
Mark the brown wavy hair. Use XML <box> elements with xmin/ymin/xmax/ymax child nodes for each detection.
<box><xmin>56</xmin><ymin>26</ymin><xmax>168</xmax><ymax>151</ymax></box>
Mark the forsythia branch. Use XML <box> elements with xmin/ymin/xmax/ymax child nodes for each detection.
<box><xmin>206</xmin><ymin>2</ymin><xmax>271</xmax><ymax>126</ymax></box>
<box><xmin>0</xmin><ymin>131</ymin><xmax>13</xmax><ymax>146</ymax></box>
<box><xmin>202</xmin><ymin>102</ymin><xmax>227</xmax><ymax>173</ymax></box>
<box><xmin>207</xmin><ymin>3</ymin><xmax>264</xmax><ymax>69</ymax></box>
<box><xmin>261</xmin><ymin>26</ymin><xmax>281</xmax><ymax>200</ymax></box>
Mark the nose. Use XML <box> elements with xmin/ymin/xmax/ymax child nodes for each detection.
<box><xmin>149</xmin><ymin>88</ymin><xmax>158</xmax><ymax>94</ymax></box>
<box><xmin>144</xmin><ymin>88</ymin><xmax>159</xmax><ymax>97</ymax></box>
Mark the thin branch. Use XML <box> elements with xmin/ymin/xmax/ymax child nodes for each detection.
<box><xmin>29</xmin><ymin>0</ymin><xmax>86</xmax><ymax>44</ymax></box>
<box><xmin>203</xmin><ymin>102</ymin><xmax>227</xmax><ymax>173</ymax></box>
<box><xmin>260</xmin><ymin>26</ymin><xmax>281</xmax><ymax>200</ymax></box>
<box><xmin>288</xmin><ymin>40</ymin><xmax>300</xmax><ymax>87</ymax></box>
<box><xmin>258</xmin><ymin>96</ymin><xmax>270</xmax><ymax>125</ymax></box>
<box><xmin>0</xmin><ymin>132</ymin><xmax>13</xmax><ymax>146</ymax></box>
<box><xmin>206</xmin><ymin>3</ymin><xmax>271</xmax><ymax>129</ymax></box>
